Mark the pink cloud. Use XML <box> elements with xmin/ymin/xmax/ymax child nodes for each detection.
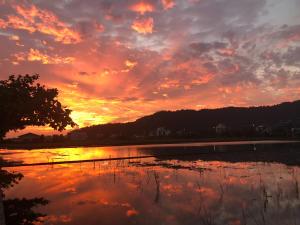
<box><xmin>161</xmin><ymin>0</ymin><xmax>175</xmax><ymax>10</ymax></box>
<box><xmin>1</xmin><ymin>4</ymin><xmax>81</xmax><ymax>44</ymax></box>
<box><xmin>130</xmin><ymin>2</ymin><xmax>155</xmax><ymax>15</ymax></box>
<box><xmin>131</xmin><ymin>17</ymin><xmax>154</xmax><ymax>34</ymax></box>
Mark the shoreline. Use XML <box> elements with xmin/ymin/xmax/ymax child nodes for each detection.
<box><xmin>1</xmin><ymin>139</ymin><xmax>300</xmax><ymax>168</ymax></box>
<box><xmin>1</xmin><ymin>137</ymin><xmax>299</xmax><ymax>150</ymax></box>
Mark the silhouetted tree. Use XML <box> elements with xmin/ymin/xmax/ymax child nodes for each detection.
<box><xmin>4</xmin><ymin>198</ymin><xmax>49</xmax><ymax>225</ymax></box>
<box><xmin>0</xmin><ymin>157</ymin><xmax>49</xmax><ymax>225</ymax></box>
<box><xmin>0</xmin><ymin>74</ymin><xmax>76</xmax><ymax>139</ymax></box>
<box><xmin>0</xmin><ymin>169</ymin><xmax>23</xmax><ymax>191</ymax></box>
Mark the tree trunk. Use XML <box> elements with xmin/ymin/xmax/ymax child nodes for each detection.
<box><xmin>0</xmin><ymin>190</ymin><xmax>6</xmax><ymax>225</ymax></box>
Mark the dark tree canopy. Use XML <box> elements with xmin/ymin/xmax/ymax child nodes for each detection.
<box><xmin>4</xmin><ymin>198</ymin><xmax>49</xmax><ymax>225</ymax></box>
<box><xmin>0</xmin><ymin>74</ymin><xmax>76</xmax><ymax>139</ymax></box>
<box><xmin>0</xmin><ymin>169</ymin><xmax>23</xmax><ymax>191</ymax></box>
<box><xmin>0</xmin><ymin>157</ymin><xmax>49</xmax><ymax>225</ymax></box>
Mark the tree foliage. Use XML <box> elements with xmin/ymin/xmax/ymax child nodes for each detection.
<box><xmin>0</xmin><ymin>74</ymin><xmax>76</xmax><ymax>139</ymax></box>
<box><xmin>0</xmin><ymin>169</ymin><xmax>23</xmax><ymax>191</ymax></box>
<box><xmin>0</xmin><ymin>157</ymin><xmax>49</xmax><ymax>225</ymax></box>
<box><xmin>4</xmin><ymin>198</ymin><xmax>49</xmax><ymax>225</ymax></box>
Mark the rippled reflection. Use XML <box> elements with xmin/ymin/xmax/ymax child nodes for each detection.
<box><xmin>0</xmin><ymin>157</ymin><xmax>49</xmax><ymax>225</ymax></box>
<box><xmin>1</xmin><ymin>140</ymin><xmax>299</xmax><ymax>166</ymax></box>
<box><xmin>3</xmin><ymin>155</ymin><xmax>300</xmax><ymax>225</ymax></box>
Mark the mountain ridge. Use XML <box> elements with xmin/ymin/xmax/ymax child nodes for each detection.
<box><xmin>70</xmin><ymin>100</ymin><xmax>300</xmax><ymax>138</ymax></box>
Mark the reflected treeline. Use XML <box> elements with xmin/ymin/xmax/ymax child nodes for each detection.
<box><xmin>0</xmin><ymin>157</ymin><xmax>49</xmax><ymax>225</ymax></box>
<box><xmin>3</xmin><ymin>198</ymin><xmax>48</xmax><ymax>225</ymax></box>
<box><xmin>0</xmin><ymin>168</ymin><xmax>23</xmax><ymax>190</ymax></box>
<box><xmin>138</xmin><ymin>142</ymin><xmax>300</xmax><ymax>166</ymax></box>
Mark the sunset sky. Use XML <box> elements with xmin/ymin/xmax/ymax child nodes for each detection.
<box><xmin>1</xmin><ymin>0</ymin><xmax>300</xmax><ymax>137</ymax></box>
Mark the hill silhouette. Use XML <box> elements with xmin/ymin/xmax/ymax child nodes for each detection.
<box><xmin>70</xmin><ymin>100</ymin><xmax>300</xmax><ymax>139</ymax></box>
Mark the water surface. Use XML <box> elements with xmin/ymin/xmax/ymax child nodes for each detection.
<box><xmin>1</xmin><ymin>141</ymin><xmax>300</xmax><ymax>225</ymax></box>
<box><xmin>0</xmin><ymin>140</ymin><xmax>298</xmax><ymax>165</ymax></box>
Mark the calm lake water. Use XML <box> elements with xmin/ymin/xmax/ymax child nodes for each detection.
<box><xmin>1</xmin><ymin>141</ymin><xmax>300</xmax><ymax>225</ymax></box>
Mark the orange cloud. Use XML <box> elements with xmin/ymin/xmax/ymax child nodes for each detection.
<box><xmin>126</xmin><ymin>209</ymin><xmax>139</xmax><ymax>217</ymax></box>
<box><xmin>13</xmin><ymin>48</ymin><xmax>75</xmax><ymax>65</ymax></box>
<box><xmin>191</xmin><ymin>73</ymin><xmax>213</xmax><ymax>85</ymax></box>
<box><xmin>130</xmin><ymin>2</ymin><xmax>154</xmax><ymax>15</ymax></box>
<box><xmin>131</xmin><ymin>17</ymin><xmax>154</xmax><ymax>34</ymax></box>
<box><xmin>218</xmin><ymin>48</ymin><xmax>236</xmax><ymax>56</ymax></box>
<box><xmin>70</xmin><ymin>111</ymin><xmax>114</xmax><ymax>127</ymax></box>
<box><xmin>125</xmin><ymin>60</ymin><xmax>137</xmax><ymax>70</ymax></box>
<box><xmin>159</xmin><ymin>79</ymin><xmax>180</xmax><ymax>89</ymax></box>
<box><xmin>278</xmin><ymin>32</ymin><xmax>300</xmax><ymax>48</ymax></box>
<box><xmin>1</xmin><ymin>4</ymin><xmax>81</xmax><ymax>44</ymax></box>
<box><xmin>9</xmin><ymin>34</ymin><xmax>20</xmax><ymax>41</ymax></box>
<box><xmin>28</xmin><ymin>49</ymin><xmax>75</xmax><ymax>64</ymax></box>
<box><xmin>57</xmin><ymin>88</ymin><xmax>120</xmax><ymax>127</ymax></box>
<box><xmin>94</xmin><ymin>22</ymin><xmax>105</xmax><ymax>32</ymax></box>
<box><xmin>0</xmin><ymin>18</ymin><xmax>6</xmax><ymax>28</ymax></box>
<box><xmin>218</xmin><ymin>86</ymin><xmax>242</xmax><ymax>95</ymax></box>
<box><xmin>161</xmin><ymin>0</ymin><xmax>175</xmax><ymax>10</ymax></box>
<box><xmin>6</xmin><ymin>15</ymin><xmax>36</xmax><ymax>32</ymax></box>
<box><xmin>46</xmin><ymin>215</ymin><xmax>72</xmax><ymax>223</ymax></box>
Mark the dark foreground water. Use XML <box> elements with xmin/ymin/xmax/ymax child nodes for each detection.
<box><xmin>1</xmin><ymin>141</ymin><xmax>300</xmax><ymax>225</ymax></box>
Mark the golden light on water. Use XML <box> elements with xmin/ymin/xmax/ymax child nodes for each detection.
<box><xmin>0</xmin><ymin>147</ymin><xmax>114</xmax><ymax>164</ymax></box>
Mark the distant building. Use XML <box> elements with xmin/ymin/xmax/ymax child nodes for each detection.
<box><xmin>133</xmin><ymin>134</ymin><xmax>145</xmax><ymax>138</ymax></box>
<box><xmin>17</xmin><ymin>133</ymin><xmax>41</xmax><ymax>142</ymax></box>
<box><xmin>155</xmin><ymin>127</ymin><xmax>171</xmax><ymax>136</ymax></box>
<box><xmin>176</xmin><ymin>129</ymin><xmax>186</xmax><ymax>136</ymax></box>
<box><xmin>255</xmin><ymin>125</ymin><xmax>265</xmax><ymax>133</ymax></box>
<box><xmin>256</xmin><ymin>125</ymin><xmax>272</xmax><ymax>135</ymax></box>
<box><xmin>291</xmin><ymin>128</ymin><xmax>300</xmax><ymax>137</ymax></box>
<box><xmin>68</xmin><ymin>131</ymin><xmax>88</xmax><ymax>141</ymax></box>
<box><xmin>215</xmin><ymin>123</ymin><xmax>227</xmax><ymax>135</ymax></box>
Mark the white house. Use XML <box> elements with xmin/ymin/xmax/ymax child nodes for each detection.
<box><xmin>291</xmin><ymin>128</ymin><xmax>300</xmax><ymax>136</ymax></box>
<box><xmin>215</xmin><ymin>124</ymin><xmax>227</xmax><ymax>135</ymax></box>
<box><xmin>156</xmin><ymin>127</ymin><xmax>171</xmax><ymax>136</ymax></box>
